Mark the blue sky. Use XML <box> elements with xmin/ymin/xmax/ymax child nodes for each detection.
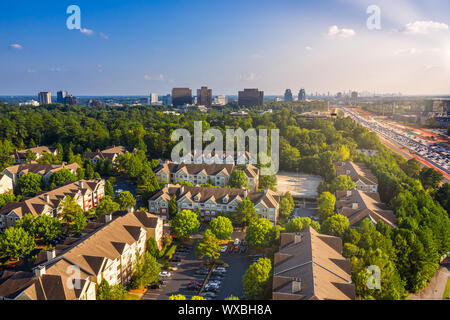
<box><xmin>1</xmin><ymin>0</ymin><xmax>450</xmax><ymax>95</ymax></box>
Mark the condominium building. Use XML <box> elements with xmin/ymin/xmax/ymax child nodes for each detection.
<box><xmin>284</xmin><ymin>89</ymin><xmax>293</xmax><ymax>102</ymax></box>
<box><xmin>298</xmin><ymin>89</ymin><xmax>306</xmax><ymax>101</ymax></box>
<box><xmin>10</xmin><ymin>146</ymin><xmax>58</xmax><ymax>164</ymax></box>
<box><xmin>335</xmin><ymin>161</ymin><xmax>378</xmax><ymax>193</ymax></box>
<box><xmin>154</xmin><ymin>162</ymin><xmax>259</xmax><ymax>191</ymax></box>
<box><xmin>83</xmin><ymin>146</ymin><xmax>129</xmax><ymax>164</ymax></box>
<box><xmin>148</xmin><ymin>184</ymin><xmax>280</xmax><ymax>224</ymax></box>
<box><xmin>0</xmin><ymin>209</ymin><xmax>163</xmax><ymax>300</ymax></box>
<box><xmin>0</xmin><ymin>179</ymin><xmax>105</xmax><ymax>233</ymax></box>
<box><xmin>272</xmin><ymin>227</ymin><xmax>355</xmax><ymax>300</ymax></box>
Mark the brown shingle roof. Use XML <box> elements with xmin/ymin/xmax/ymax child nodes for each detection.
<box><xmin>273</xmin><ymin>227</ymin><xmax>355</xmax><ymax>300</ymax></box>
<box><xmin>335</xmin><ymin>161</ymin><xmax>378</xmax><ymax>186</ymax></box>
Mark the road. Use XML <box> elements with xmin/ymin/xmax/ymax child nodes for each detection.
<box><xmin>409</xmin><ymin>259</ymin><xmax>450</xmax><ymax>300</ymax></box>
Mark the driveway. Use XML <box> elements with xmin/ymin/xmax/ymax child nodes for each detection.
<box><xmin>214</xmin><ymin>251</ymin><xmax>252</xmax><ymax>299</ymax></box>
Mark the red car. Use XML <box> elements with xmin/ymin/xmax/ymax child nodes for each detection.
<box><xmin>189</xmin><ymin>280</ymin><xmax>203</xmax><ymax>286</ymax></box>
<box><xmin>227</xmin><ymin>245</ymin><xmax>234</xmax><ymax>253</ymax></box>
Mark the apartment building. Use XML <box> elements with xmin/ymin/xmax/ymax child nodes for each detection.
<box><xmin>272</xmin><ymin>227</ymin><xmax>355</xmax><ymax>300</ymax></box>
<box><xmin>154</xmin><ymin>162</ymin><xmax>259</xmax><ymax>191</ymax></box>
<box><xmin>0</xmin><ymin>179</ymin><xmax>105</xmax><ymax>233</ymax></box>
<box><xmin>0</xmin><ymin>209</ymin><xmax>163</xmax><ymax>300</ymax></box>
<box><xmin>83</xmin><ymin>146</ymin><xmax>129</xmax><ymax>164</ymax></box>
<box><xmin>10</xmin><ymin>146</ymin><xmax>58</xmax><ymax>164</ymax></box>
<box><xmin>0</xmin><ymin>162</ymin><xmax>80</xmax><ymax>194</ymax></box>
<box><xmin>335</xmin><ymin>189</ymin><xmax>396</xmax><ymax>228</ymax></box>
<box><xmin>335</xmin><ymin>161</ymin><xmax>378</xmax><ymax>193</ymax></box>
<box><xmin>178</xmin><ymin>150</ymin><xmax>253</xmax><ymax>165</ymax></box>
<box><xmin>148</xmin><ymin>184</ymin><xmax>280</xmax><ymax>224</ymax></box>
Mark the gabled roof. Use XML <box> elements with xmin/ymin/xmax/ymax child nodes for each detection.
<box><xmin>154</xmin><ymin>162</ymin><xmax>258</xmax><ymax>179</ymax></box>
<box><xmin>272</xmin><ymin>227</ymin><xmax>355</xmax><ymax>300</ymax></box>
<box><xmin>335</xmin><ymin>161</ymin><xmax>378</xmax><ymax>186</ymax></box>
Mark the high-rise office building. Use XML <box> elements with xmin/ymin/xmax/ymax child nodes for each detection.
<box><xmin>238</xmin><ymin>89</ymin><xmax>264</xmax><ymax>107</ymax></box>
<box><xmin>38</xmin><ymin>92</ymin><xmax>52</xmax><ymax>105</ymax></box>
<box><xmin>172</xmin><ymin>88</ymin><xmax>192</xmax><ymax>107</ymax></box>
<box><xmin>284</xmin><ymin>89</ymin><xmax>293</xmax><ymax>102</ymax></box>
<box><xmin>64</xmin><ymin>95</ymin><xmax>78</xmax><ymax>105</ymax></box>
<box><xmin>298</xmin><ymin>89</ymin><xmax>306</xmax><ymax>101</ymax></box>
<box><xmin>57</xmin><ymin>91</ymin><xmax>67</xmax><ymax>104</ymax></box>
<box><xmin>149</xmin><ymin>93</ymin><xmax>159</xmax><ymax>105</ymax></box>
<box><xmin>197</xmin><ymin>86</ymin><xmax>212</xmax><ymax>108</ymax></box>
<box><xmin>214</xmin><ymin>95</ymin><xmax>227</xmax><ymax>106</ymax></box>
<box><xmin>351</xmin><ymin>91</ymin><xmax>358</xmax><ymax>103</ymax></box>
<box><xmin>162</xmin><ymin>94</ymin><xmax>172</xmax><ymax>106</ymax></box>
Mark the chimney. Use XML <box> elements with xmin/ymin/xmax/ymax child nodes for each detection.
<box><xmin>127</xmin><ymin>206</ymin><xmax>134</xmax><ymax>214</ymax></box>
<box><xmin>352</xmin><ymin>202</ymin><xmax>358</xmax><ymax>210</ymax></box>
<box><xmin>34</xmin><ymin>265</ymin><xmax>46</xmax><ymax>277</ymax></box>
<box><xmin>346</xmin><ymin>190</ymin><xmax>352</xmax><ymax>197</ymax></box>
<box><xmin>46</xmin><ymin>249</ymin><xmax>56</xmax><ymax>261</ymax></box>
<box><xmin>180</xmin><ymin>186</ymin><xmax>184</xmax><ymax>194</ymax></box>
<box><xmin>294</xmin><ymin>234</ymin><xmax>302</xmax><ymax>244</ymax></box>
<box><xmin>105</xmin><ymin>214</ymin><xmax>112</xmax><ymax>223</ymax></box>
<box><xmin>346</xmin><ymin>170</ymin><xmax>350</xmax><ymax>175</ymax></box>
<box><xmin>243</xmin><ymin>190</ymin><xmax>248</xmax><ymax>199</ymax></box>
<box><xmin>44</xmin><ymin>194</ymin><xmax>51</xmax><ymax>203</ymax></box>
<box><xmin>292</xmin><ymin>278</ymin><xmax>302</xmax><ymax>293</ymax></box>
<box><xmin>79</xmin><ymin>181</ymin><xmax>84</xmax><ymax>189</ymax></box>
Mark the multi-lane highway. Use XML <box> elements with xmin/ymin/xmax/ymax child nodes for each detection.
<box><xmin>341</xmin><ymin>107</ymin><xmax>450</xmax><ymax>182</ymax></box>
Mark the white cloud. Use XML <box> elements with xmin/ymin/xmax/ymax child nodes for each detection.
<box><xmin>402</xmin><ymin>21</ymin><xmax>449</xmax><ymax>34</ymax></box>
<box><xmin>239</xmin><ymin>72</ymin><xmax>258</xmax><ymax>81</ymax></box>
<box><xmin>144</xmin><ymin>74</ymin><xmax>164</xmax><ymax>81</ymax></box>
<box><xmin>327</xmin><ymin>25</ymin><xmax>355</xmax><ymax>38</ymax></box>
<box><xmin>305</xmin><ymin>46</ymin><xmax>313</xmax><ymax>51</ymax></box>
<box><xmin>80</xmin><ymin>28</ymin><xmax>95</xmax><ymax>36</ymax></box>
<box><xmin>9</xmin><ymin>44</ymin><xmax>23</xmax><ymax>50</ymax></box>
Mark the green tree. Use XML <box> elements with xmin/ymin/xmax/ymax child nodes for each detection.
<box><xmin>235</xmin><ymin>198</ymin><xmax>257</xmax><ymax>226</ymax></box>
<box><xmin>191</xmin><ymin>296</ymin><xmax>206</xmax><ymax>300</ymax></box>
<box><xmin>245</xmin><ymin>218</ymin><xmax>277</xmax><ymax>249</ymax></box>
<box><xmin>419</xmin><ymin>167</ymin><xmax>443</xmax><ymax>190</ymax></box>
<box><xmin>259</xmin><ymin>175</ymin><xmax>277</xmax><ymax>191</ymax></box>
<box><xmin>285</xmin><ymin>217</ymin><xmax>320</xmax><ymax>233</ymax></box>
<box><xmin>71</xmin><ymin>211</ymin><xmax>87</xmax><ymax>237</ymax></box>
<box><xmin>400</xmin><ymin>158</ymin><xmax>421</xmax><ymax>179</ymax></box>
<box><xmin>0</xmin><ymin>227</ymin><xmax>35</xmax><ymax>260</ymax></box>
<box><xmin>279</xmin><ymin>193</ymin><xmax>295</xmax><ymax>220</ymax></box>
<box><xmin>85</xmin><ymin>164</ymin><xmax>95</xmax><ymax>180</ymax></box>
<box><xmin>146</xmin><ymin>237</ymin><xmax>160</xmax><ymax>258</ymax></box>
<box><xmin>25</xmin><ymin>149</ymin><xmax>37</xmax><ymax>162</ymax></box>
<box><xmin>116</xmin><ymin>191</ymin><xmax>136</xmax><ymax>210</ymax></box>
<box><xmin>228</xmin><ymin>170</ymin><xmax>249</xmax><ymax>189</ymax></box>
<box><xmin>169</xmin><ymin>294</ymin><xmax>187</xmax><ymax>300</ymax></box>
<box><xmin>170</xmin><ymin>210</ymin><xmax>200</xmax><ymax>240</ymax></box>
<box><xmin>321</xmin><ymin>214</ymin><xmax>349</xmax><ymax>237</ymax></box>
<box><xmin>16</xmin><ymin>173</ymin><xmax>42</xmax><ymax>197</ymax></box>
<box><xmin>131</xmin><ymin>252</ymin><xmax>161</xmax><ymax>289</ymax></box>
<box><xmin>209</xmin><ymin>216</ymin><xmax>233</xmax><ymax>240</ymax></box>
<box><xmin>105</xmin><ymin>180</ymin><xmax>115</xmax><ymax>197</ymax></box>
<box><xmin>60</xmin><ymin>195</ymin><xmax>83</xmax><ymax>221</ymax></box>
<box><xmin>330</xmin><ymin>175</ymin><xmax>356</xmax><ymax>193</ymax></box>
<box><xmin>242</xmin><ymin>258</ymin><xmax>272</xmax><ymax>300</ymax></box>
<box><xmin>169</xmin><ymin>195</ymin><xmax>178</xmax><ymax>219</ymax></box>
<box><xmin>95</xmin><ymin>196</ymin><xmax>120</xmax><ymax>218</ymax></box>
<box><xmin>49</xmin><ymin>168</ymin><xmax>77</xmax><ymax>187</ymax></box>
<box><xmin>318</xmin><ymin>192</ymin><xmax>336</xmax><ymax>223</ymax></box>
<box><xmin>224</xmin><ymin>295</ymin><xmax>240</xmax><ymax>300</ymax></box>
<box><xmin>0</xmin><ymin>193</ymin><xmax>16</xmax><ymax>209</ymax></box>
<box><xmin>32</xmin><ymin>215</ymin><xmax>62</xmax><ymax>242</ymax></box>
<box><xmin>196</xmin><ymin>229</ymin><xmax>221</xmax><ymax>262</ymax></box>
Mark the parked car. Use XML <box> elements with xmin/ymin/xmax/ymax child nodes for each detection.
<box><xmin>170</xmin><ymin>257</ymin><xmax>181</xmax><ymax>262</ymax></box>
<box><xmin>214</xmin><ymin>266</ymin><xmax>227</xmax><ymax>272</ymax></box>
<box><xmin>220</xmin><ymin>246</ymin><xmax>227</xmax><ymax>253</ymax></box>
<box><xmin>240</xmin><ymin>240</ymin><xmax>247</xmax><ymax>246</ymax></box>
<box><xmin>209</xmin><ymin>275</ymin><xmax>223</xmax><ymax>281</ymax></box>
<box><xmin>196</xmin><ymin>269</ymin><xmax>209</xmax><ymax>275</ymax></box>
<box><xmin>227</xmin><ymin>245</ymin><xmax>234</xmax><ymax>253</ymax></box>
<box><xmin>234</xmin><ymin>245</ymin><xmax>240</xmax><ymax>253</ymax></box>
<box><xmin>233</xmin><ymin>239</ymin><xmax>240</xmax><ymax>245</ymax></box>
<box><xmin>201</xmin><ymin>292</ymin><xmax>216</xmax><ymax>298</ymax></box>
<box><xmin>240</xmin><ymin>246</ymin><xmax>247</xmax><ymax>253</ymax></box>
<box><xmin>159</xmin><ymin>271</ymin><xmax>172</xmax><ymax>277</ymax></box>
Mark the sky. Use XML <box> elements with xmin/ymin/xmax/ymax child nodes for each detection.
<box><xmin>1</xmin><ymin>0</ymin><xmax>450</xmax><ymax>96</ymax></box>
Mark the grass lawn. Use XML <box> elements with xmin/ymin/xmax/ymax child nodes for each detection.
<box><xmin>123</xmin><ymin>293</ymin><xmax>140</xmax><ymax>300</ymax></box>
<box><xmin>443</xmin><ymin>277</ymin><xmax>450</xmax><ymax>300</ymax></box>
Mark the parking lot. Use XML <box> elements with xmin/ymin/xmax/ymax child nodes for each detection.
<box><xmin>142</xmin><ymin>227</ymin><xmax>253</xmax><ymax>300</ymax></box>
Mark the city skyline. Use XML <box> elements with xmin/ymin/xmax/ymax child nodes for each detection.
<box><xmin>1</xmin><ymin>0</ymin><xmax>450</xmax><ymax>95</ymax></box>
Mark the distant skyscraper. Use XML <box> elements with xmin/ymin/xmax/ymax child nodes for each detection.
<box><xmin>149</xmin><ymin>93</ymin><xmax>159</xmax><ymax>104</ymax></box>
<box><xmin>64</xmin><ymin>95</ymin><xmax>78</xmax><ymax>105</ymax></box>
<box><xmin>351</xmin><ymin>91</ymin><xmax>358</xmax><ymax>103</ymax></box>
<box><xmin>298</xmin><ymin>89</ymin><xmax>306</xmax><ymax>101</ymax></box>
<box><xmin>284</xmin><ymin>89</ymin><xmax>293</xmax><ymax>102</ymax></box>
<box><xmin>213</xmin><ymin>95</ymin><xmax>227</xmax><ymax>106</ymax></box>
<box><xmin>336</xmin><ymin>92</ymin><xmax>343</xmax><ymax>99</ymax></box>
<box><xmin>57</xmin><ymin>90</ymin><xmax>67</xmax><ymax>104</ymax></box>
<box><xmin>197</xmin><ymin>86</ymin><xmax>212</xmax><ymax>108</ymax></box>
<box><xmin>238</xmin><ymin>89</ymin><xmax>264</xmax><ymax>107</ymax></box>
<box><xmin>172</xmin><ymin>88</ymin><xmax>192</xmax><ymax>107</ymax></box>
<box><xmin>38</xmin><ymin>92</ymin><xmax>51</xmax><ymax>105</ymax></box>
<box><xmin>162</xmin><ymin>94</ymin><xmax>172</xmax><ymax>106</ymax></box>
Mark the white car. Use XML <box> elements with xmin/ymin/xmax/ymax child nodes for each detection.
<box><xmin>233</xmin><ymin>239</ymin><xmax>240</xmax><ymax>245</ymax></box>
<box><xmin>159</xmin><ymin>271</ymin><xmax>172</xmax><ymax>277</ymax></box>
<box><xmin>220</xmin><ymin>246</ymin><xmax>227</xmax><ymax>253</ymax></box>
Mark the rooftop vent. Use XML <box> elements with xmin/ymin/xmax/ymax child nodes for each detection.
<box><xmin>105</xmin><ymin>214</ymin><xmax>112</xmax><ymax>223</ymax></box>
<box><xmin>352</xmin><ymin>202</ymin><xmax>359</xmax><ymax>210</ymax></box>
<box><xmin>294</xmin><ymin>234</ymin><xmax>302</xmax><ymax>244</ymax></box>
<box><xmin>34</xmin><ymin>265</ymin><xmax>46</xmax><ymax>278</ymax></box>
<box><xmin>46</xmin><ymin>249</ymin><xmax>56</xmax><ymax>261</ymax></box>
<box><xmin>292</xmin><ymin>278</ymin><xmax>302</xmax><ymax>293</ymax></box>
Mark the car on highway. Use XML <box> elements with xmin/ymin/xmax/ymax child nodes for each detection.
<box><xmin>220</xmin><ymin>246</ymin><xmax>227</xmax><ymax>253</ymax></box>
